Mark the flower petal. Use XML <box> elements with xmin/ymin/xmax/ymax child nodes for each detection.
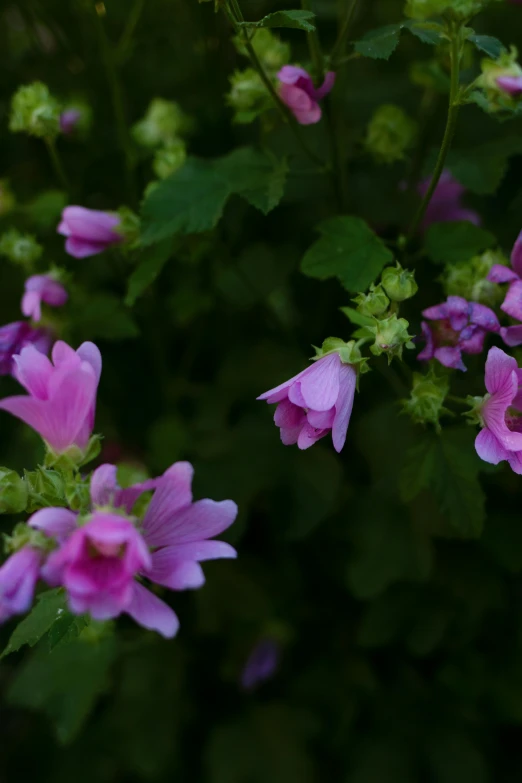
<box><xmin>125</xmin><ymin>582</ymin><xmax>179</xmax><ymax>638</ymax></box>
<box><xmin>501</xmin><ymin>325</ymin><xmax>522</xmax><ymax>347</ymax></box>
<box><xmin>475</xmin><ymin>428</ymin><xmax>510</xmax><ymax>464</ymax></box>
<box><xmin>144</xmin><ymin>498</ymin><xmax>238</xmax><ymax>548</ymax></box>
<box><xmin>298</xmin><ymin>353</ymin><xmax>341</xmax><ymax>411</ymax></box>
<box><xmin>487</xmin><ymin>264</ymin><xmax>519</xmax><ymax>284</ymax></box>
<box><xmin>12</xmin><ymin>345</ymin><xmax>53</xmax><ymax>399</ymax></box>
<box><xmin>501</xmin><ymin>279</ymin><xmax>522</xmax><ymax>321</ymax></box>
<box><xmin>434</xmin><ymin>346</ymin><xmax>466</xmax><ymax>371</ymax></box>
<box><xmin>149</xmin><ymin>554</ymin><xmax>206</xmax><ymax>590</ymax></box>
<box><xmin>297</xmin><ymin>422</ymin><xmax>328</xmax><ymax>450</ymax></box>
<box><xmin>484</xmin><ymin>345</ymin><xmax>518</xmax><ymax>396</ymax></box>
<box><xmin>511</xmin><ymin>231</ymin><xmax>522</xmax><ymax>278</ymax></box>
<box><xmin>142</xmin><ymin>461</ymin><xmax>194</xmax><ymax>542</ymax></box>
<box><xmin>331</xmin><ymin>363</ymin><xmax>356</xmax><ymax>453</ymax></box>
<box><xmin>90</xmin><ymin>464</ymin><xmax>118</xmax><ymax>507</ymax></box>
<box><xmin>28</xmin><ymin>507</ymin><xmax>78</xmax><ymax>538</ymax></box>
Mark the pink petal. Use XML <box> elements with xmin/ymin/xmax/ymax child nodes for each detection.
<box><xmin>434</xmin><ymin>346</ymin><xmax>466</xmax><ymax>371</ymax></box>
<box><xmin>144</xmin><ymin>498</ymin><xmax>238</xmax><ymax>548</ymax></box>
<box><xmin>59</xmin><ymin>206</ymin><xmax>121</xmax><ymax>242</ymax></box>
<box><xmin>297</xmin><ymin>422</ymin><xmax>328</xmax><ymax>450</ymax></box>
<box><xmin>149</xmin><ymin>554</ymin><xmax>206</xmax><ymax>590</ymax></box>
<box><xmin>66</xmin><ymin>236</ymin><xmax>111</xmax><ymax>258</ymax></box>
<box><xmin>12</xmin><ymin>345</ymin><xmax>53</xmax><ymax>399</ymax></box>
<box><xmin>484</xmin><ymin>346</ymin><xmax>518</xmax><ymax>396</ymax></box>
<box><xmin>501</xmin><ymin>325</ymin><xmax>522</xmax><ymax>347</ymax></box>
<box><xmin>511</xmin><ymin>231</ymin><xmax>522</xmax><ymax>278</ymax></box>
<box><xmin>331</xmin><ymin>363</ymin><xmax>356</xmax><ymax>453</ymax></box>
<box><xmin>475</xmin><ymin>428</ymin><xmax>510</xmax><ymax>464</ymax></box>
<box><xmin>280</xmin><ymin>425</ymin><xmax>303</xmax><ymax>445</ymax></box>
<box><xmin>314</xmin><ymin>71</ymin><xmax>336</xmax><ymax>100</ymax></box>
<box><xmin>125</xmin><ymin>582</ymin><xmax>179</xmax><ymax>638</ymax></box>
<box><xmin>297</xmin><ymin>353</ymin><xmax>341</xmax><ymax>411</ymax></box>
<box><xmin>77</xmin><ymin>342</ymin><xmax>102</xmax><ymax>384</ymax></box>
<box><xmin>501</xmin><ymin>279</ymin><xmax>522</xmax><ymax>321</ymax></box>
<box><xmin>142</xmin><ymin>461</ymin><xmax>194</xmax><ymax>542</ymax></box>
<box><xmin>307</xmin><ymin>408</ymin><xmax>335</xmax><ymax>429</ymax></box>
<box><xmin>487</xmin><ymin>264</ymin><xmax>519</xmax><ymax>284</ymax></box>
<box><xmin>497</xmin><ymin>75</ymin><xmax>522</xmax><ymax>95</ymax></box>
<box><xmin>90</xmin><ymin>464</ymin><xmax>118</xmax><ymax>507</ymax></box>
<box><xmin>28</xmin><ymin>507</ymin><xmax>78</xmax><ymax>538</ymax></box>
<box><xmin>274</xmin><ymin>399</ymin><xmax>305</xmax><ymax>428</ymax></box>
<box><xmin>155</xmin><ymin>540</ymin><xmax>237</xmax><ymax>562</ymax></box>
<box><xmin>277</xmin><ymin>65</ymin><xmax>312</xmax><ymax>87</ymax></box>
<box><xmin>21</xmin><ymin>291</ymin><xmax>42</xmax><ymax>322</ymax></box>
<box><xmin>288</xmin><ymin>381</ymin><xmax>307</xmax><ymax>408</ymax></box>
<box><xmin>507</xmin><ymin>450</ymin><xmax>522</xmax><ymax>474</ymax></box>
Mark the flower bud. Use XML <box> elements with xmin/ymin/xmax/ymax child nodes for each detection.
<box><xmin>369</xmin><ymin>314</ymin><xmax>414</xmax><ymax>362</ymax></box>
<box><xmin>60</xmin><ymin>101</ymin><xmax>92</xmax><ymax>136</ymax></box>
<box><xmin>234</xmin><ymin>29</ymin><xmax>290</xmax><ymax>73</ymax></box>
<box><xmin>9</xmin><ymin>82</ymin><xmax>60</xmax><ymax>139</ymax></box>
<box><xmin>116</xmin><ymin>206</ymin><xmax>140</xmax><ymax>248</ymax></box>
<box><xmin>0</xmin><ymin>229</ymin><xmax>43</xmax><ymax>268</ymax></box>
<box><xmin>441</xmin><ymin>249</ymin><xmax>507</xmax><ymax>306</ymax></box>
<box><xmin>381</xmin><ymin>263</ymin><xmax>418</xmax><ymax>302</ymax></box>
<box><xmin>25</xmin><ymin>467</ymin><xmax>65</xmax><ymax>513</ymax></box>
<box><xmin>314</xmin><ymin>337</ymin><xmax>370</xmax><ymax>373</ymax></box>
<box><xmin>476</xmin><ymin>47</ymin><xmax>522</xmax><ymax>112</ymax></box>
<box><xmin>353</xmin><ymin>284</ymin><xmax>390</xmax><ymax>317</ymax></box>
<box><xmin>402</xmin><ymin>368</ymin><xmax>450</xmax><ymax>432</ymax></box>
<box><xmin>132</xmin><ymin>98</ymin><xmax>191</xmax><ymax>148</ymax></box>
<box><xmin>227</xmin><ymin>69</ymin><xmax>272</xmax><ymax>123</ymax></box>
<box><xmin>0</xmin><ymin>469</ymin><xmax>28</xmax><ymax>514</ymax></box>
<box><xmin>153</xmin><ymin>139</ymin><xmax>187</xmax><ymax>179</ymax></box>
<box><xmin>0</xmin><ymin>180</ymin><xmax>15</xmax><ymax>216</ymax></box>
<box><xmin>365</xmin><ymin>104</ymin><xmax>417</xmax><ymax>165</ymax></box>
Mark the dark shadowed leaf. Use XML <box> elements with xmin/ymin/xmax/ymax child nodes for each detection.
<box><xmin>425</xmin><ymin>221</ymin><xmax>496</xmax><ymax>264</ymax></box>
<box><xmin>2</xmin><ymin>589</ymin><xmax>66</xmax><ymax>658</ymax></box>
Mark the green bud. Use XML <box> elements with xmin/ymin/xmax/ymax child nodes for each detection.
<box><xmin>0</xmin><ymin>228</ymin><xmax>43</xmax><ymax>268</ymax></box>
<box><xmin>441</xmin><ymin>249</ymin><xmax>507</xmax><ymax>306</ymax></box>
<box><xmin>233</xmin><ymin>29</ymin><xmax>290</xmax><ymax>73</ymax></box>
<box><xmin>116</xmin><ymin>206</ymin><xmax>140</xmax><ymax>247</ymax></box>
<box><xmin>9</xmin><ymin>82</ymin><xmax>61</xmax><ymax>139</ymax></box>
<box><xmin>153</xmin><ymin>139</ymin><xmax>187</xmax><ymax>179</ymax></box>
<box><xmin>44</xmin><ymin>434</ymin><xmax>102</xmax><ymax>472</ymax></box>
<box><xmin>402</xmin><ymin>368</ymin><xmax>450</xmax><ymax>432</ymax></box>
<box><xmin>464</xmin><ymin>394</ymin><xmax>487</xmax><ymax>427</ymax></box>
<box><xmin>4</xmin><ymin>522</ymin><xmax>49</xmax><ymax>554</ymax></box>
<box><xmin>404</xmin><ymin>0</ymin><xmax>497</xmax><ymax>20</ymax></box>
<box><xmin>0</xmin><ymin>469</ymin><xmax>28</xmax><ymax>514</ymax></box>
<box><xmin>365</xmin><ymin>104</ymin><xmax>417</xmax><ymax>165</ymax></box>
<box><xmin>353</xmin><ymin>284</ymin><xmax>390</xmax><ymax>317</ymax></box>
<box><xmin>476</xmin><ymin>47</ymin><xmax>522</xmax><ymax>113</ymax></box>
<box><xmin>381</xmin><ymin>263</ymin><xmax>418</xmax><ymax>302</ymax></box>
<box><xmin>0</xmin><ymin>180</ymin><xmax>15</xmax><ymax>216</ymax></box>
<box><xmin>25</xmin><ymin>467</ymin><xmax>66</xmax><ymax>513</ymax></box>
<box><xmin>227</xmin><ymin>68</ymin><xmax>272</xmax><ymax>124</ymax></box>
<box><xmin>369</xmin><ymin>314</ymin><xmax>415</xmax><ymax>362</ymax></box>
<box><xmin>313</xmin><ymin>337</ymin><xmax>370</xmax><ymax>374</ymax></box>
<box><xmin>131</xmin><ymin>98</ymin><xmax>192</xmax><ymax>148</ymax></box>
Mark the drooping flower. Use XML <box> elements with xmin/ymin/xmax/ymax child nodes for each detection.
<box><xmin>59</xmin><ymin>108</ymin><xmax>82</xmax><ymax>135</ymax></box>
<box><xmin>418</xmin><ymin>295</ymin><xmax>499</xmax><ymax>371</ymax></box>
<box><xmin>487</xmin><ymin>231</ymin><xmax>522</xmax><ymax>346</ymax></box>
<box><xmin>21</xmin><ymin>274</ymin><xmax>68</xmax><ymax>323</ymax></box>
<box><xmin>31</xmin><ymin>461</ymin><xmax>238</xmax><ymax>638</ymax></box>
<box><xmin>241</xmin><ymin>638</ymin><xmax>280</xmax><ymax>691</ymax></box>
<box><xmin>58</xmin><ymin>206</ymin><xmax>122</xmax><ymax>259</ymax></box>
<box><xmin>277</xmin><ymin>66</ymin><xmax>335</xmax><ymax>125</ymax></box>
<box><xmin>257</xmin><ymin>352</ymin><xmax>357</xmax><ymax>452</ymax></box>
<box><xmin>419</xmin><ymin>171</ymin><xmax>480</xmax><ymax>232</ymax></box>
<box><xmin>474</xmin><ymin>346</ymin><xmax>522</xmax><ymax>474</ymax></box>
<box><xmin>0</xmin><ymin>321</ymin><xmax>52</xmax><ymax>376</ymax></box>
<box><xmin>0</xmin><ymin>547</ymin><xmax>41</xmax><ymax>622</ymax></box>
<box><xmin>0</xmin><ymin>340</ymin><xmax>101</xmax><ymax>455</ymax></box>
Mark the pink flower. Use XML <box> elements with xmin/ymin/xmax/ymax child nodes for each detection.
<box><xmin>475</xmin><ymin>346</ymin><xmax>522</xmax><ymax>474</ymax></box>
<box><xmin>59</xmin><ymin>109</ymin><xmax>82</xmax><ymax>135</ymax></box>
<box><xmin>419</xmin><ymin>171</ymin><xmax>480</xmax><ymax>232</ymax></box>
<box><xmin>257</xmin><ymin>353</ymin><xmax>356</xmax><ymax>452</ymax></box>
<box><xmin>277</xmin><ymin>66</ymin><xmax>335</xmax><ymax>125</ymax></box>
<box><xmin>496</xmin><ymin>76</ymin><xmax>522</xmax><ymax>96</ymax></box>
<box><xmin>21</xmin><ymin>274</ymin><xmax>68</xmax><ymax>323</ymax></box>
<box><xmin>418</xmin><ymin>296</ymin><xmax>499</xmax><ymax>371</ymax></box>
<box><xmin>0</xmin><ymin>340</ymin><xmax>101</xmax><ymax>454</ymax></box>
<box><xmin>487</xmin><ymin>231</ymin><xmax>522</xmax><ymax>346</ymax></box>
<box><xmin>58</xmin><ymin>206</ymin><xmax>122</xmax><ymax>259</ymax></box>
<box><xmin>0</xmin><ymin>548</ymin><xmax>41</xmax><ymax>622</ymax></box>
<box><xmin>0</xmin><ymin>321</ymin><xmax>52</xmax><ymax>376</ymax></box>
<box><xmin>32</xmin><ymin>461</ymin><xmax>238</xmax><ymax>637</ymax></box>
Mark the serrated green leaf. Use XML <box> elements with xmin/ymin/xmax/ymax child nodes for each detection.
<box><xmin>301</xmin><ymin>216</ymin><xmax>393</xmax><ymax>292</ymax></box>
<box><xmin>354</xmin><ymin>24</ymin><xmax>402</xmax><ymax>60</ymax></box>
<box><xmin>468</xmin><ymin>34</ymin><xmax>505</xmax><ymax>59</ymax></box>
<box><xmin>405</xmin><ymin>21</ymin><xmax>445</xmax><ymax>45</ymax></box>
<box><xmin>425</xmin><ymin>221</ymin><xmax>496</xmax><ymax>264</ymax></box>
<box><xmin>216</xmin><ymin>148</ymin><xmax>288</xmax><ymax>216</ymax></box>
<box><xmin>238</xmin><ymin>9</ymin><xmax>316</xmax><ymax>33</ymax></box>
<box><xmin>125</xmin><ymin>239</ymin><xmax>173</xmax><ymax>306</ymax></box>
<box><xmin>2</xmin><ymin>589</ymin><xmax>66</xmax><ymax>658</ymax></box>
<box><xmin>47</xmin><ymin>612</ymin><xmax>90</xmax><ymax>652</ymax></box>
<box><xmin>446</xmin><ymin>137</ymin><xmax>522</xmax><ymax>195</ymax></box>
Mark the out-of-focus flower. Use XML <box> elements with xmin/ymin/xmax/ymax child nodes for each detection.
<box><xmin>9</xmin><ymin>82</ymin><xmax>60</xmax><ymax>139</ymax></box>
<box><xmin>476</xmin><ymin>47</ymin><xmax>522</xmax><ymax>111</ymax></box>
<box><xmin>277</xmin><ymin>66</ymin><xmax>335</xmax><ymax>125</ymax></box>
<box><xmin>419</xmin><ymin>171</ymin><xmax>480</xmax><ymax>232</ymax></box>
<box><xmin>0</xmin><ymin>321</ymin><xmax>51</xmax><ymax>376</ymax></box>
<box><xmin>21</xmin><ymin>274</ymin><xmax>68</xmax><ymax>323</ymax></box>
<box><xmin>234</xmin><ymin>28</ymin><xmax>290</xmax><ymax>72</ymax></box>
<box><xmin>365</xmin><ymin>104</ymin><xmax>417</xmax><ymax>164</ymax></box>
<box><xmin>0</xmin><ymin>229</ymin><xmax>43</xmax><ymax>268</ymax></box>
<box><xmin>132</xmin><ymin>98</ymin><xmax>191</xmax><ymax>148</ymax></box>
<box><xmin>227</xmin><ymin>68</ymin><xmax>273</xmax><ymax>124</ymax></box>
<box><xmin>241</xmin><ymin>638</ymin><xmax>280</xmax><ymax>691</ymax></box>
<box><xmin>441</xmin><ymin>250</ymin><xmax>508</xmax><ymax>307</ymax></box>
<box><xmin>418</xmin><ymin>295</ymin><xmax>499</xmax><ymax>371</ymax></box>
<box><xmin>0</xmin><ymin>548</ymin><xmax>41</xmax><ymax>622</ymax></box>
<box><xmin>58</xmin><ymin>206</ymin><xmax>122</xmax><ymax>258</ymax></box>
<box><xmin>487</xmin><ymin>231</ymin><xmax>522</xmax><ymax>346</ymax></box>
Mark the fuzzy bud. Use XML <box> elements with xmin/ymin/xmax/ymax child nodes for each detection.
<box><xmin>0</xmin><ymin>229</ymin><xmax>43</xmax><ymax>268</ymax></box>
<box><xmin>233</xmin><ymin>29</ymin><xmax>290</xmax><ymax>73</ymax></box>
<box><xmin>227</xmin><ymin>69</ymin><xmax>272</xmax><ymax>124</ymax></box>
<box><xmin>402</xmin><ymin>368</ymin><xmax>450</xmax><ymax>432</ymax></box>
<box><xmin>365</xmin><ymin>104</ymin><xmax>417</xmax><ymax>165</ymax></box>
<box><xmin>0</xmin><ymin>469</ymin><xmax>28</xmax><ymax>515</ymax></box>
<box><xmin>9</xmin><ymin>82</ymin><xmax>60</xmax><ymax>139</ymax></box>
<box><xmin>132</xmin><ymin>98</ymin><xmax>192</xmax><ymax>148</ymax></box>
<box><xmin>153</xmin><ymin>139</ymin><xmax>187</xmax><ymax>179</ymax></box>
<box><xmin>369</xmin><ymin>314</ymin><xmax>415</xmax><ymax>362</ymax></box>
<box><xmin>353</xmin><ymin>284</ymin><xmax>390</xmax><ymax>317</ymax></box>
<box><xmin>441</xmin><ymin>249</ymin><xmax>507</xmax><ymax>306</ymax></box>
<box><xmin>381</xmin><ymin>263</ymin><xmax>418</xmax><ymax>302</ymax></box>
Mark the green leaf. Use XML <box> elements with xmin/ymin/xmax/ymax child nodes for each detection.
<box><xmin>125</xmin><ymin>238</ymin><xmax>173</xmax><ymax>306</ymax></box>
<box><xmin>24</xmin><ymin>190</ymin><xmax>67</xmax><ymax>229</ymax></box>
<box><xmin>301</xmin><ymin>216</ymin><xmax>393</xmax><ymax>292</ymax></box>
<box><xmin>468</xmin><ymin>34</ymin><xmax>505</xmax><ymax>59</ymax></box>
<box><xmin>74</xmin><ymin>293</ymin><xmax>139</xmax><ymax>339</ymax></box>
<box><xmin>47</xmin><ymin>612</ymin><xmax>90</xmax><ymax>652</ymax></box>
<box><xmin>405</xmin><ymin>21</ymin><xmax>445</xmax><ymax>46</ymax></box>
<box><xmin>2</xmin><ymin>589</ymin><xmax>66</xmax><ymax>658</ymax></box>
<box><xmin>446</xmin><ymin>137</ymin><xmax>522</xmax><ymax>195</ymax></box>
<box><xmin>216</xmin><ymin>148</ymin><xmax>288</xmax><ymax>216</ymax></box>
<box><xmin>354</xmin><ymin>24</ymin><xmax>402</xmax><ymax>60</ymax></box>
<box><xmin>425</xmin><ymin>221</ymin><xmax>496</xmax><ymax>264</ymax></box>
<box><xmin>340</xmin><ymin>306</ymin><xmax>375</xmax><ymax>327</ymax></box>
<box><xmin>238</xmin><ymin>9</ymin><xmax>316</xmax><ymax>33</ymax></box>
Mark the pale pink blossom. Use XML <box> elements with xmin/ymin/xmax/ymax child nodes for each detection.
<box><xmin>277</xmin><ymin>66</ymin><xmax>335</xmax><ymax>125</ymax></box>
<box><xmin>21</xmin><ymin>274</ymin><xmax>67</xmax><ymax>323</ymax></box>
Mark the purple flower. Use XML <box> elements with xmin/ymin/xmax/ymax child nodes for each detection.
<box><xmin>0</xmin><ymin>548</ymin><xmax>41</xmax><ymax>622</ymax></box>
<box><xmin>487</xmin><ymin>231</ymin><xmax>522</xmax><ymax>346</ymax></box>
<box><xmin>0</xmin><ymin>321</ymin><xmax>52</xmax><ymax>376</ymax></box>
<box><xmin>257</xmin><ymin>352</ymin><xmax>356</xmax><ymax>452</ymax></box>
<box><xmin>32</xmin><ymin>461</ymin><xmax>238</xmax><ymax>637</ymax></box>
<box><xmin>21</xmin><ymin>274</ymin><xmax>68</xmax><ymax>323</ymax></box>
<box><xmin>475</xmin><ymin>346</ymin><xmax>522</xmax><ymax>474</ymax></box>
<box><xmin>419</xmin><ymin>171</ymin><xmax>480</xmax><ymax>232</ymax></box>
<box><xmin>59</xmin><ymin>109</ymin><xmax>82</xmax><ymax>135</ymax></box>
<box><xmin>241</xmin><ymin>638</ymin><xmax>280</xmax><ymax>691</ymax></box>
<box><xmin>418</xmin><ymin>296</ymin><xmax>499</xmax><ymax>371</ymax></box>
<box><xmin>0</xmin><ymin>339</ymin><xmax>101</xmax><ymax>454</ymax></box>
<box><xmin>496</xmin><ymin>76</ymin><xmax>522</xmax><ymax>96</ymax></box>
<box><xmin>58</xmin><ymin>206</ymin><xmax>122</xmax><ymax>259</ymax></box>
<box><xmin>277</xmin><ymin>66</ymin><xmax>335</xmax><ymax>125</ymax></box>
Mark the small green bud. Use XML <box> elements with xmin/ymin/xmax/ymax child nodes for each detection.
<box><xmin>25</xmin><ymin>467</ymin><xmax>66</xmax><ymax>513</ymax></box>
<box><xmin>116</xmin><ymin>206</ymin><xmax>140</xmax><ymax>247</ymax></box>
<box><xmin>476</xmin><ymin>47</ymin><xmax>522</xmax><ymax>113</ymax></box>
<box><xmin>9</xmin><ymin>82</ymin><xmax>61</xmax><ymax>139</ymax></box>
<box><xmin>0</xmin><ymin>229</ymin><xmax>43</xmax><ymax>268</ymax></box>
<box><xmin>233</xmin><ymin>29</ymin><xmax>290</xmax><ymax>73</ymax></box>
<box><xmin>0</xmin><ymin>180</ymin><xmax>15</xmax><ymax>216</ymax></box>
<box><xmin>402</xmin><ymin>368</ymin><xmax>450</xmax><ymax>432</ymax></box>
<box><xmin>132</xmin><ymin>98</ymin><xmax>192</xmax><ymax>148</ymax></box>
<box><xmin>153</xmin><ymin>139</ymin><xmax>187</xmax><ymax>179</ymax></box>
<box><xmin>369</xmin><ymin>314</ymin><xmax>415</xmax><ymax>362</ymax></box>
<box><xmin>44</xmin><ymin>434</ymin><xmax>102</xmax><ymax>472</ymax></box>
<box><xmin>464</xmin><ymin>394</ymin><xmax>487</xmax><ymax>427</ymax></box>
<box><xmin>405</xmin><ymin>0</ymin><xmax>497</xmax><ymax>20</ymax></box>
<box><xmin>0</xmin><ymin>469</ymin><xmax>28</xmax><ymax>514</ymax></box>
<box><xmin>441</xmin><ymin>249</ymin><xmax>507</xmax><ymax>306</ymax></box>
<box><xmin>381</xmin><ymin>263</ymin><xmax>418</xmax><ymax>302</ymax></box>
<box><xmin>227</xmin><ymin>68</ymin><xmax>272</xmax><ymax>124</ymax></box>
<box><xmin>353</xmin><ymin>284</ymin><xmax>390</xmax><ymax>317</ymax></box>
<box><xmin>365</xmin><ymin>104</ymin><xmax>417</xmax><ymax>165</ymax></box>
<box><xmin>313</xmin><ymin>337</ymin><xmax>370</xmax><ymax>374</ymax></box>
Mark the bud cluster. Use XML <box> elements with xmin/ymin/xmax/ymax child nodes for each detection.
<box><xmin>132</xmin><ymin>98</ymin><xmax>192</xmax><ymax>181</ymax></box>
<box><xmin>365</xmin><ymin>104</ymin><xmax>417</xmax><ymax>165</ymax></box>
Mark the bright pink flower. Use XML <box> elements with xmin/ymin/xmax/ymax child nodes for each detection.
<box><xmin>58</xmin><ymin>206</ymin><xmax>122</xmax><ymax>259</ymax></box>
<box><xmin>419</xmin><ymin>170</ymin><xmax>480</xmax><ymax>232</ymax></box>
<box><xmin>496</xmin><ymin>76</ymin><xmax>522</xmax><ymax>96</ymax></box>
<box><xmin>0</xmin><ymin>339</ymin><xmax>101</xmax><ymax>454</ymax></box>
<box><xmin>418</xmin><ymin>296</ymin><xmax>499</xmax><ymax>371</ymax></box>
<box><xmin>59</xmin><ymin>109</ymin><xmax>82</xmax><ymax>135</ymax></box>
<box><xmin>0</xmin><ymin>548</ymin><xmax>41</xmax><ymax>622</ymax></box>
<box><xmin>277</xmin><ymin>66</ymin><xmax>335</xmax><ymax>125</ymax></box>
<box><xmin>475</xmin><ymin>346</ymin><xmax>522</xmax><ymax>473</ymax></box>
<box><xmin>0</xmin><ymin>321</ymin><xmax>51</xmax><ymax>376</ymax></box>
<box><xmin>487</xmin><ymin>231</ymin><xmax>522</xmax><ymax>346</ymax></box>
<box><xmin>257</xmin><ymin>353</ymin><xmax>356</xmax><ymax>452</ymax></box>
<box><xmin>21</xmin><ymin>274</ymin><xmax>68</xmax><ymax>323</ymax></box>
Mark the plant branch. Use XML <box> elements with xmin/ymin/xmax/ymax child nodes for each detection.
<box><xmin>44</xmin><ymin>138</ymin><xmax>70</xmax><ymax>192</ymax></box>
<box><xmin>330</xmin><ymin>0</ymin><xmax>358</xmax><ymax>67</ymax></box>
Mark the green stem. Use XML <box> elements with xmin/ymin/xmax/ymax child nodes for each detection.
<box><xmin>447</xmin><ymin>394</ymin><xmax>469</xmax><ymax>406</ymax></box>
<box><xmin>330</xmin><ymin>0</ymin><xmax>358</xmax><ymax>67</ymax></box>
<box><xmin>116</xmin><ymin>0</ymin><xmax>146</xmax><ymax>62</ymax></box>
<box><xmin>406</xmin><ymin>22</ymin><xmax>462</xmax><ymax>242</ymax></box>
<box><xmin>45</xmin><ymin>138</ymin><xmax>70</xmax><ymax>192</ymax></box>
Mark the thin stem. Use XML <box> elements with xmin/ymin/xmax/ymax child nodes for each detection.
<box><xmin>406</xmin><ymin>21</ymin><xmax>462</xmax><ymax>242</ymax></box>
<box><xmin>330</xmin><ymin>0</ymin><xmax>358</xmax><ymax>67</ymax></box>
<box><xmin>447</xmin><ymin>394</ymin><xmax>469</xmax><ymax>406</ymax></box>
<box><xmin>45</xmin><ymin>138</ymin><xmax>70</xmax><ymax>192</ymax></box>
<box><xmin>301</xmin><ymin>0</ymin><xmax>323</xmax><ymax>82</ymax></box>
<box><xmin>116</xmin><ymin>0</ymin><xmax>146</xmax><ymax>62</ymax></box>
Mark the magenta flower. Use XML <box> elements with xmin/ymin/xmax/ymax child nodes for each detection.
<box><xmin>59</xmin><ymin>109</ymin><xmax>82</xmax><ymax>135</ymax></box>
<box><xmin>0</xmin><ymin>339</ymin><xmax>101</xmax><ymax>454</ymax></box>
<box><xmin>475</xmin><ymin>346</ymin><xmax>522</xmax><ymax>474</ymax></box>
<box><xmin>496</xmin><ymin>76</ymin><xmax>522</xmax><ymax>96</ymax></box>
<box><xmin>21</xmin><ymin>274</ymin><xmax>68</xmax><ymax>323</ymax></box>
<box><xmin>487</xmin><ymin>231</ymin><xmax>522</xmax><ymax>346</ymax></box>
<box><xmin>0</xmin><ymin>548</ymin><xmax>41</xmax><ymax>622</ymax></box>
<box><xmin>257</xmin><ymin>353</ymin><xmax>356</xmax><ymax>452</ymax></box>
<box><xmin>241</xmin><ymin>638</ymin><xmax>280</xmax><ymax>691</ymax></box>
<box><xmin>0</xmin><ymin>321</ymin><xmax>52</xmax><ymax>376</ymax></box>
<box><xmin>418</xmin><ymin>296</ymin><xmax>499</xmax><ymax>371</ymax></box>
<box><xmin>277</xmin><ymin>66</ymin><xmax>335</xmax><ymax>125</ymax></box>
<box><xmin>58</xmin><ymin>206</ymin><xmax>122</xmax><ymax>259</ymax></box>
<box><xmin>419</xmin><ymin>171</ymin><xmax>480</xmax><ymax>232</ymax></box>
